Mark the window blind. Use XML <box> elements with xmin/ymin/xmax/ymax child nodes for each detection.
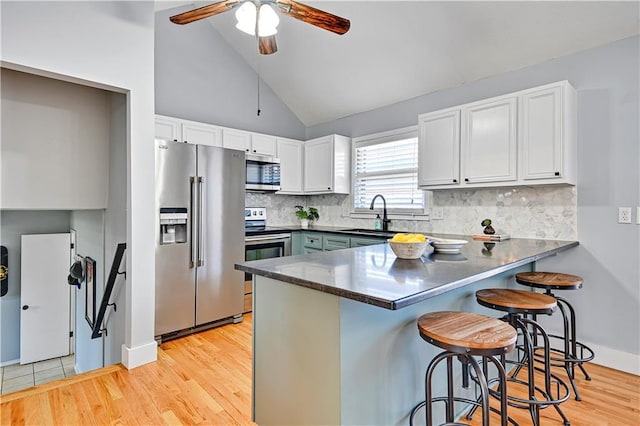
<box><xmin>353</xmin><ymin>133</ymin><xmax>425</xmax><ymax>212</ymax></box>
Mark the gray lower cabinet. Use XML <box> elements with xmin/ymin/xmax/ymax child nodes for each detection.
<box><xmin>350</xmin><ymin>236</ymin><xmax>386</xmax><ymax>247</ymax></box>
<box><xmin>323</xmin><ymin>235</ymin><xmax>350</xmax><ymax>251</ymax></box>
<box><xmin>293</xmin><ymin>231</ymin><xmax>385</xmax><ymax>255</ymax></box>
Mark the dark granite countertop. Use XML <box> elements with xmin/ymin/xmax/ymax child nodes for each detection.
<box><xmin>235</xmin><ymin>237</ymin><xmax>578</xmax><ymax>310</ymax></box>
<box><xmin>245</xmin><ymin>225</ymin><xmax>396</xmax><ymax>238</ymax></box>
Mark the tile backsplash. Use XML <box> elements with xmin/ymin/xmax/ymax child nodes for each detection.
<box><xmin>245</xmin><ymin>185</ymin><xmax>577</xmax><ymax>240</ymax></box>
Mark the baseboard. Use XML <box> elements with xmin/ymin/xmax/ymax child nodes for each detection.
<box><xmin>587</xmin><ymin>341</ymin><xmax>640</xmax><ymax>376</ymax></box>
<box><xmin>120</xmin><ymin>340</ymin><xmax>157</xmax><ymax>369</ymax></box>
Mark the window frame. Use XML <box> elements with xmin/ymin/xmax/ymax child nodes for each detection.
<box><xmin>351</xmin><ymin>125</ymin><xmax>429</xmax><ymax>219</ymax></box>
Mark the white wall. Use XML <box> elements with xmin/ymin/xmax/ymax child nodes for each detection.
<box><xmin>103</xmin><ymin>93</ymin><xmax>128</xmax><ymax>366</ymax></box>
<box><xmin>1</xmin><ymin>1</ymin><xmax>157</xmax><ymax>368</ymax></box>
<box><xmin>70</xmin><ymin>210</ymin><xmax>105</xmax><ymax>373</ymax></box>
<box><xmin>1</xmin><ymin>68</ymin><xmax>110</xmax><ymax>210</ymax></box>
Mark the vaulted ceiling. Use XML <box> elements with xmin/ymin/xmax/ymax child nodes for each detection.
<box><xmin>156</xmin><ymin>1</ymin><xmax>639</xmax><ymax>127</ymax></box>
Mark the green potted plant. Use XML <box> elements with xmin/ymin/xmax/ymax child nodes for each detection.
<box><xmin>481</xmin><ymin>218</ymin><xmax>496</xmax><ymax>235</ymax></box>
<box><xmin>295</xmin><ymin>205</ymin><xmax>319</xmax><ymax>229</ymax></box>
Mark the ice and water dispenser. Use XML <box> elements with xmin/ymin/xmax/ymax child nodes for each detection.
<box><xmin>159</xmin><ymin>208</ymin><xmax>188</xmax><ymax>244</ymax></box>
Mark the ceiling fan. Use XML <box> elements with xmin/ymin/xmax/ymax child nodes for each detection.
<box><xmin>170</xmin><ymin>0</ymin><xmax>350</xmax><ymax>55</ymax></box>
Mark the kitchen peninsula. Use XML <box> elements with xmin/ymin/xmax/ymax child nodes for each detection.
<box><xmin>235</xmin><ymin>236</ymin><xmax>577</xmax><ymax>425</ymax></box>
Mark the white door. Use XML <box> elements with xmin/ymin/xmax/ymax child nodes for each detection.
<box><xmin>461</xmin><ymin>95</ymin><xmax>518</xmax><ymax>184</ymax></box>
<box><xmin>418</xmin><ymin>109</ymin><xmax>461</xmax><ymax>187</ymax></box>
<box><xmin>304</xmin><ymin>136</ymin><xmax>333</xmax><ymax>192</ymax></box>
<box><xmin>20</xmin><ymin>233</ymin><xmax>71</xmax><ymax>364</ymax></box>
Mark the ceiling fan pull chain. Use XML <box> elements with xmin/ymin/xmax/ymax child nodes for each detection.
<box><xmin>257</xmin><ymin>61</ymin><xmax>261</xmax><ymax>116</ymax></box>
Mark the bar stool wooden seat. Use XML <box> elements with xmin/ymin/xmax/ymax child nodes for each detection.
<box><xmin>515</xmin><ymin>272</ymin><xmax>594</xmax><ymax>401</ymax></box>
<box><xmin>409</xmin><ymin>311</ymin><xmax>517</xmax><ymax>426</ymax></box>
<box><xmin>474</xmin><ymin>289</ymin><xmax>571</xmax><ymax>426</ymax></box>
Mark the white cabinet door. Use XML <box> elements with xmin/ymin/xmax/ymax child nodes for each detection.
<box><xmin>20</xmin><ymin>233</ymin><xmax>71</xmax><ymax>364</ymax></box>
<box><xmin>418</xmin><ymin>109</ymin><xmax>461</xmax><ymax>186</ymax></box>
<box><xmin>182</xmin><ymin>122</ymin><xmax>222</xmax><ymax>147</ymax></box>
<box><xmin>304</xmin><ymin>136</ymin><xmax>334</xmax><ymax>192</ymax></box>
<box><xmin>461</xmin><ymin>96</ymin><xmax>517</xmax><ymax>184</ymax></box>
<box><xmin>155</xmin><ymin>116</ymin><xmax>180</xmax><ymax>141</ymax></box>
<box><xmin>251</xmin><ymin>134</ymin><xmax>277</xmax><ymax>156</ymax></box>
<box><xmin>277</xmin><ymin>138</ymin><xmax>304</xmax><ymax>193</ymax></box>
<box><xmin>520</xmin><ymin>85</ymin><xmax>563</xmax><ymax>180</ymax></box>
<box><xmin>223</xmin><ymin>128</ymin><xmax>250</xmax><ymax>151</ymax></box>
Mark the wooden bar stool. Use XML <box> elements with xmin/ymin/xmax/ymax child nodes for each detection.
<box><xmin>409</xmin><ymin>311</ymin><xmax>517</xmax><ymax>426</ymax></box>
<box><xmin>515</xmin><ymin>272</ymin><xmax>594</xmax><ymax>401</ymax></box>
<box><xmin>475</xmin><ymin>289</ymin><xmax>571</xmax><ymax>426</ymax></box>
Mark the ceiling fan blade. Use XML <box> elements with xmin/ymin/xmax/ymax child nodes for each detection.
<box><xmin>170</xmin><ymin>0</ymin><xmax>239</xmax><ymax>25</ymax></box>
<box><xmin>258</xmin><ymin>35</ymin><xmax>278</xmax><ymax>55</ymax></box>
<box><xmin>276</xmin><ymin>0</ymin><xmax>350</xmax><ymax>35</ymax></box>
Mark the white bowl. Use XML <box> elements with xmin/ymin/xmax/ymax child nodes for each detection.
<box><xmin>429</xmin><ymin>239</ymin><xmax>468</xmax><ymax>253</ymax></box>
<box><xmin>387</xmin><ymin>240</ymin><xmax>427</xmax><ymax>259</ymax></box>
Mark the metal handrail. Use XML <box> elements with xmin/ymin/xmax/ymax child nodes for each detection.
<box><xmin>91</xmin><ymin>243</ymin><xmax>126</xmax><ymax>339</ymax></box>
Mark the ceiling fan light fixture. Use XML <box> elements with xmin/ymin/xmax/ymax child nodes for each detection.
<box><xmin>235</xmin><ymin>1</ymin><xmax>257</xmax><ymax>35</ymax></box>
<box><xmin>258</xmin><ymin>4</ymin><xmax>279</xmax><ymax>36</ymax></box>
<box><xmin>235</xmin><ymin>2</ymin><xmax>279</xmax><ymax>36</ymax></box>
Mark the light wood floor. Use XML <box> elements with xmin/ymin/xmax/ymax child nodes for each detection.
<box><xmin>1</xmin><ymin>313</ymin><xmax>638</xmax><ymax>425</ymax></box>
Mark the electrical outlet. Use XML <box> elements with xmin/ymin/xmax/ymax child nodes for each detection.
<box><xmin>431</xmin><ymin>207</ymin><xmax>444</xmax><ymax>220</ymax></box>
<box><xmin>637</xmin><ymin>207</ymin><xmax>640</xmax><ymax>225</ymax></box>
<box><xmin>618</xmin><ymin>207</ymin><xmax>632</xmax><ymax>224</ymax></box>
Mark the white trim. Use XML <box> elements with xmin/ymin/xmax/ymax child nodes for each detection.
<box><xmin>352</xmin><ymin>125</ymin><xmax>418</xmax><ymax>146</ymax></box>
<box><xmin>585</xmin><ymin>341</ymin><xmax>640</xmax><ymax>376</ymax></box>
<box><xmin>121</xmin><ymin>341</ymin><xmax>157</xmax><ymax>369</ymax></box>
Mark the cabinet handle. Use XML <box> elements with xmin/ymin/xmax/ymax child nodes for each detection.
<box><xmin>327</xmin><ymin>187</ymin><xmax>331</xmax><ymax>190</ymax></box>
<box><xmin>464</xmin><ymin>178</ymin><xmax>469</xmax><ymax>182</ymax></box>
<box><xmin>22</xmin><ymin>305</ymin><xmax>29</xmax><ymax>310</ymax></box>
<box><xmin>554</xmin><ymin>172</ymin><xmax>560</xmax><ymax>176</ymax></box>
<box><xmin>453</xmin><ymin>179</ymin><xmax>457</xmax><ymax>183</ymax></box>
<box><xmin>253</xmin><ymin>149</ymin><xmax>257</xmax><ymax>152</ymax></box>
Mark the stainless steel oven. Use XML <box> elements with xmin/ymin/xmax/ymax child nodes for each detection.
<box><xmin>244</xmin><ymin>207</ymin><xmax>291</xmax><ymax>284</ymax></box>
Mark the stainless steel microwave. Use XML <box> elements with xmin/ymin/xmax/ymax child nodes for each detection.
<box><xmin>246</xmin><ymin>154</ymin><xmax>281</xmax><ymax>191</ymax></box>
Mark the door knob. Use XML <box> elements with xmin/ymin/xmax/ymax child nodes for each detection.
<box><xmin>22</xmin><ymin>305</ymin><xmax>29</xmax><ymax>310</ymax></box>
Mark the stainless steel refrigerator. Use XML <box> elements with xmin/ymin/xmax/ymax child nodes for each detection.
<box><xmin>154</xmin><ymin>139</ymin><xmax>245</xmax><ymax>337</ymax></box>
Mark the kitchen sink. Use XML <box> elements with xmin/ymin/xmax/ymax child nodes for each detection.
<box><xmin>340</xmin><ymin>228</ymin><xmax>396</xmax><ymax>238</ymax></box>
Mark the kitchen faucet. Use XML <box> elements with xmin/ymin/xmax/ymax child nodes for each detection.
<box><xmin>369</xmin><ymin>194</ymin><xmax>391</xmax><ymax>231</ymax></box>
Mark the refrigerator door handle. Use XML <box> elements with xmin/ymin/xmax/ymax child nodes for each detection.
<box><xmin>189</xmin><ymin>176</ymin><xmax>196</xmax><ymax>268</ymax></box>
<box><xmin>197</xmin><ymin>176</ymin><xmax>204</xmax><ymax>267</ymax></box>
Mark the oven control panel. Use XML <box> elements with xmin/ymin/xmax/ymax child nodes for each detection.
<box><xmin>245</xmin><ymin>207</ymin><xmax>267</xmax><ymax>221</ymax></box>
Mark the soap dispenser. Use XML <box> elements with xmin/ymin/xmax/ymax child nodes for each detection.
<box><xmin>374</xmin><ymin>214</ymin><xmax>382</xmax><ymax>231</ymax></box>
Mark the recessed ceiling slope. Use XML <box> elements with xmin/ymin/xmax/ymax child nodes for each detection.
<box><xmin>162</xmin><ymin>1</ymin><xmax>639</xmax><ymax>127</ymax></box>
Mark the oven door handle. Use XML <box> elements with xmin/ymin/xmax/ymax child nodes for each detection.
<box><xmin>244</xmin><ymin>234</ymin><xmax>292</xmax><ymax>243</ymax></box>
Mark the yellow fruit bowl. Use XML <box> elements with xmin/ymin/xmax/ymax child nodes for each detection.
<box><xmin>387</xmin><ymin>233</ymin><xmax>428</xmax><ymax>259</ymax></box>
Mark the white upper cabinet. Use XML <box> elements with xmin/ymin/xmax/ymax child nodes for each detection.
<box><xmin>418</xmin><ymin>109</ymin><xmax>461</xmax><ymax>186</ymax></box>
<box><xmin>222</xmin><ymin>129</ymin><xmax>277</xmax><ymax>156</ymax></box>
<box><xmin>155</xmin><ymin>115</ymin><xmax>180</xmax><ymax>141</ymax></box>
<box><xmin>250</xmin><ymin>134</ymin><xmax>277</xmax><ymax>156</ymax></box>
<box><xmin>277</xmin><ymin>138</ymin><xmax>304</xmax><ymax>194</ymax></box>
<box><xmin>304</xmin><ymin>135</ymin><xmax>351</xmax><ymax>194</ymax></box>
<box><xmin>461</xmin><ymin>95</ymin><xmax>517</xmax><ymax>184</ymax></box>
<box><xmin>418</xmin><ymin>81</ymin><xmax>576</xmax><ymax>190</ymax></box>
<box><xmin>519</xmin><ymin>81</ymin><xmax>576</xmax><ymax>184</ymax></box>
<box><xmin>182</xmin><ymin>122</ymin><xmax>222</xmax><ymax>147</ymax></box>
<box><xmin>155</xmin><ymin>115</ymin><xmax>222</xmax><ymax>147</ymax></box>
<box><xmin>222</xmin><ymin>128</ymin><xmax>250</xmax><ymax>151</ymax></box>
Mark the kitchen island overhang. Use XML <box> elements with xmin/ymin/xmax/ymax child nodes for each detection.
<box><xmin>235</xmin><ymin>237</ymin><xmax>578</xmax><ymax>425</ymax></box>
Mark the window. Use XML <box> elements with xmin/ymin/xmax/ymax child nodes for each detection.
<box><xmin>353</xmin><ymin>126</ymin><xmax>426</xmax><ymax>214</ymax></box>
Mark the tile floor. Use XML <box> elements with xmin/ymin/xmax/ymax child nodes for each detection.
<box><xmin>1</xmin><ymin>354</ymin><xmax>75</xmax><ymax>395</ymax></box>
